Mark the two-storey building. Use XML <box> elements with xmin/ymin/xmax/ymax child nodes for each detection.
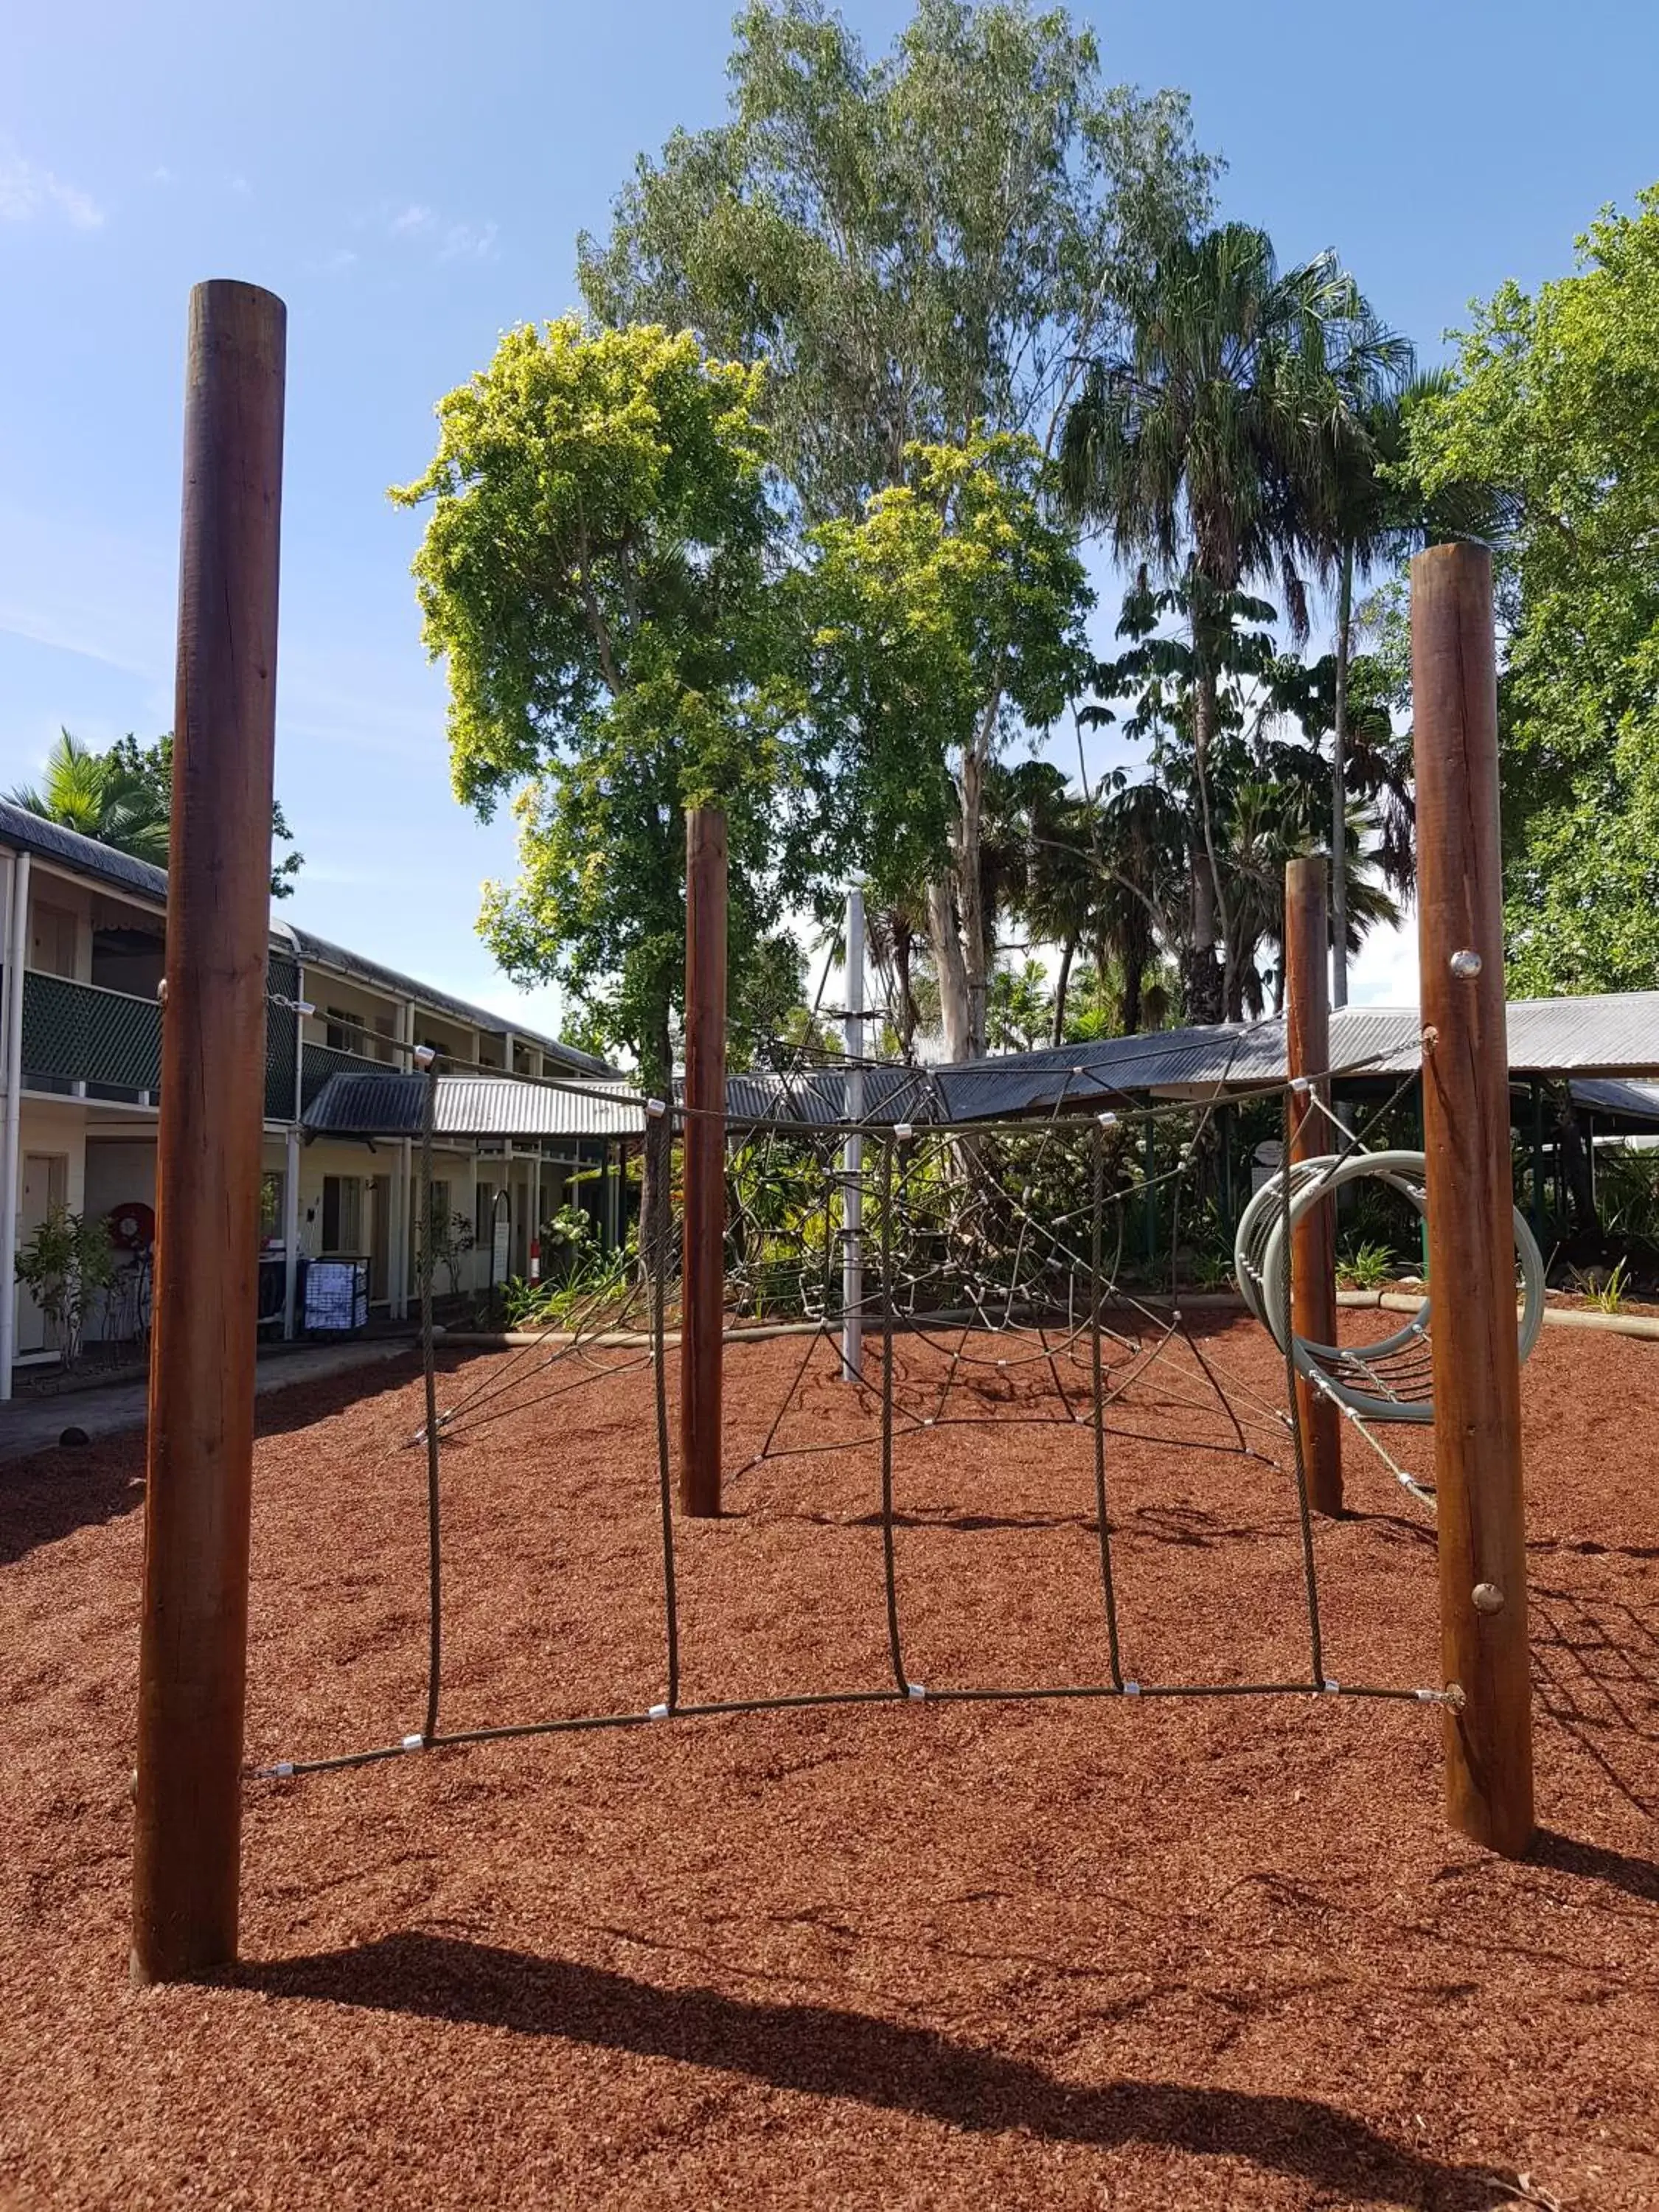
<box><xmin>0</xmin><ymin>800</ymin><xmax>625</xmax><ymax>1392</ymax></box>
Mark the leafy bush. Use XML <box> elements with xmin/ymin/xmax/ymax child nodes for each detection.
<box><xmin>1337</xmin><ymin>1238</ymin><xmax>1395</xmax><ymax>1290</ymax></box>
<box><xmin>15</xmin><ymin>1207</ymin><xmax>116</xmax><ymax>1368</ymax></box>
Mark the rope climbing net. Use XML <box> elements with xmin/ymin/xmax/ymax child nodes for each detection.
<box><xmin>250</xmin><ymin>1038</ymin><xmax>1464</xmax><ymax>1786</ymax></box>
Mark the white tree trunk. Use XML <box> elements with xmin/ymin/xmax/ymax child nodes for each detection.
<box><xmin>927</xmin><ymin>877</ymin><xmax>973</xmax><ymax>1062</ymax></box>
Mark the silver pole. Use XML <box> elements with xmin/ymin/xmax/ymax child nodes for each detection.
<box><xmin>0</xmin><ymin>852</ymin><xmax>32</xmax><ymax>1401</ymax></box>
<box><xmin>841</xmin><ymin>881</ymin><xmax>865</xmax><ymax>1382</ymax></box>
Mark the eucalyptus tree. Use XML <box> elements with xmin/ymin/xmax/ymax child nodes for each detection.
<box><xmin>580</xmin><ymin>0</ymin><xmax>1216</xmax><ymax>1045</ymax></box>
<box><xmin>805</xmin><ymin>434</ymin><xmax>1093</xmax><ymax>1059</ymax></box>
<box><xmin>1059</xmin><ymin>223</ymin><xmax>1403</xmax><ymax>1020</ymax></box>
<box><xmin>392</xmin><ymin>319</ymin><xmax>810</xmax><ymax>1253</ymax></box>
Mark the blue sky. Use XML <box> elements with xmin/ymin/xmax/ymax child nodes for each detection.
<box><xmin>2</xmin><ymin>0</ymin><xmax>1654</xmax><ymax>1030</ymax></box>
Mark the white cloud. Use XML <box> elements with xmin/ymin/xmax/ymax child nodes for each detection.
<box><xmin>1349</xmin><ymin>905</ymin><xmax>1420</xmax><ymax>1009</ymax></box>
<box><xmin>381</xmin><ymin>201</ymin><xmax>499</xmax><ymax>263</ymax></box>
<box><xmin>0</xmin><ymin>147</ymin><xmax>103</xmax><ymax>230</ymax></box>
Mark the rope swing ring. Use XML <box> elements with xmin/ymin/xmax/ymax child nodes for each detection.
<box><xmin>1234</xmin><ymin>1148</ymin><xmax>1548</xmax><ymax>1426</ymax></box>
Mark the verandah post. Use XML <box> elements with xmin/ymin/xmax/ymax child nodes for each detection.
<box><xmin>131</xmin><ymin>280</ymin><xmax>285</xmax><ymax>1982</ymax></box>
<box><xmin>1411</xmin><ymin>540</ymin><xmax>1535</xmax><ymax>1859</ymax></box>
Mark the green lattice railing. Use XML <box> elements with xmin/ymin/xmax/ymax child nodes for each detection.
<box><xmin>301</xmin><ymin>1039</ymin><xmax>391</xmax><ymax>1113</ymax></box>
<box><xmin>21</xmin><ymin>970</ymin><xmax>161</xmax><ymax>1094</ymax></box>
<box><xmin>265</xmin><ymin>952</ymin><xmax>301</xmax><ymax>1122</ymax></box>
<box><xmin>13</xmin><ymin>959</ymin><xmax>308</xmax><ymax>1119</ymax></box>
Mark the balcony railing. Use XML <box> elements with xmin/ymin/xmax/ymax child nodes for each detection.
<box><xmin>21</xmin><ymin>970</ymin><xmax>161</xmax><ymax>1096</ymax></box>
<box><xmin>11</xmin><ymin>963</ymin><xmax>308</xmax><ymax>1124</ymax></box>
<box><xmin>300</xmin><ymin>1039</ymin><xmax>394</xmax><ymax>1113</ymax></box>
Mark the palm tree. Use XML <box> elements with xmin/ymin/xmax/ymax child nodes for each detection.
<box><xmin>1059</xmin><ymin>223</ymin><xmax>1408</xmax><ymax>1020</ymax></box>
<box><xmin>9</xmin><ymin>730</ymin><xmax>170</xmax><ymax>865</ymax></box>
<box><xmin>1310</xmin><ymin>366</ymin><xmax>1492</xmax><ymax>1001</ymax></box>
<box><xmin>1220</xmin><ymin>775</ymin><xmax>1401</xmax><ymax>1018</ymax></box>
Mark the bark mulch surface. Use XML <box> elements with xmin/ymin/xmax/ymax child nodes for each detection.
<box><xmin>1</xmin><ymin>1316</ymin><xmax>1655</xmax><ymax>2211</ymax></box>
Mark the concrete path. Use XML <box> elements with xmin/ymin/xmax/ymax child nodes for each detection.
<box><xmin>0</xmin><ymin>1340</ymin><xmax>417</xmax><ymax>1465</ymax></box>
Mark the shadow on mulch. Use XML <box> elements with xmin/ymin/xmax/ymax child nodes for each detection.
<box><xmin>242</xmin><ymin>1932</ymin><xmax>1514</xmax><ymax>2208</ymax></box>
<box><xmin>0</xmin><ymin>1352</ymin><xmax>428</xmax><ymax>1568</ymax></box>
<box><xmin>0</xmin><ymin>1440</ymin><xmax>144</xmax><ymax>1568</ymax></box>
<box><xmin>1528</xmin><ymin>1827</ymin><xmax>1659</xmax><ymax>1902</ymax></box>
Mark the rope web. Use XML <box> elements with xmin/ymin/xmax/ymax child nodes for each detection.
<box><xmin>250</xmin><ymin>1029</ymin><xmax>1458</xmax><ymax>1785</ymax></box>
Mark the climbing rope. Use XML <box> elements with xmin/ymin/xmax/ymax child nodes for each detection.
<box><xmin>248</xmin><ymin>1044</ymin><xmax>1458</xmax><ymax>1786</ymax></box>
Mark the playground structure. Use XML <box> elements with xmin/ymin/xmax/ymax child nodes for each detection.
<box><xmin>1234</xmin><ymin>1150</ymin><xmax>1549</xmax><ymax>1426</ymax></box>
<box><xmin>129</xmin><ymin>281</ymin><xmax>1539</xmax><ymax>1989</ymax></box>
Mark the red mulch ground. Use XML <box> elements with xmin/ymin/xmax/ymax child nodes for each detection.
<box><xmin>1</xmin><ymin>1314</ymin><xmax>1655</xmax><ymax>2211</ymax></box>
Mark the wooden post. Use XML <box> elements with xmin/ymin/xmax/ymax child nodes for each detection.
<box><xmin>1284</xmin><ymin>856</ymin><xmax>1343</xmax><ymax>1515</ymax></box>
<box><xmin>679</xmin><ymin>807</ymin><xmax>727</xmax><ymax>1517</ymax></box>
<box><xmin>1411</xmin><ymin>541</ymin><xmax>1535</xmax><ymax>1859</ymax></box>
<box><xmin>131</xmin><ymin>282</ymin><xmax>285</xmax><ymax>1982</ymax></box>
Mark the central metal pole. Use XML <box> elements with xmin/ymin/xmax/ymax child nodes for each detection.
<box><xmin>841</xmin><ymin>881</ymin><xmax>865</xmax><ymax>1382</ymax></box>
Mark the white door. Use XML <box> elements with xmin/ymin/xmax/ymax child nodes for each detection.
<box><xmin>17</xmin><ymin>1152</ymin><xmax>69</xmax><ymax>1353</ymax></box>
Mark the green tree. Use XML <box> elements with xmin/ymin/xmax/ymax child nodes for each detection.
<box><xmin>1059</xmin><ymin>223</ymin><xmax>1404</xmax><ymax>1019</ymax></box>
<box><xmin>1308</xmin><ymin>366</ymin><xmax>1496</xmax><ymax>998</ymax></box>
<box><xmin>10</xmin><ymin>728</ymin><xmax>304</xmax><ymax>897</ymax></box>
<box><xmin>392</xmin><ymin>319</ymin><xmax>807</xmax><ymax>1245</ymax></box>
<box><xmin>1407</xmin><ymin>187</ymin><xmax>1659</xmax><ymax>992</ymax></box>
<box><xmin>580</xmin><ymin>0</ymin><xmax>1217</xmax><ymax>516</ymax></box>
<box><xmin>804</xmin><ymin>434</ymin><xmax>1093</xmax><ymax>1057</ymax></box>
<box><xmin>986</xmin><ymin>958</ymin><xmax>1051</xmax><ymax>1052</ymax></box>
<box><xmin>580</xmin><ymin>0</ymin><xmax>1214</xmax><ymax>1046</ymax></box>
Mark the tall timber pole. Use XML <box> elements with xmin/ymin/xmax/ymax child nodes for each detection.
<box><xmin>1411</xmin><ymin>540</ymin><xmax>1535</xmax><ymax>1859</ymax></box>
<box><xmin>131</xmin><ymin>281</ymin><xmax>285</xmax><ymax>1982</ymax></box>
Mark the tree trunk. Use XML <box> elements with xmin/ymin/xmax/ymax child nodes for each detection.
<box><xmin>956</xmin><ymin>729</ymin><xmax>991</xmax><ymax>1058</ymax></box>
<box><xmin>891</xmin><ymin>911</ymin><xmax>919</xmax><ymax>1059</ymax></box>
<box><xmin>1050</xmin><ymin>933</ymin><xmax>1077</xmax><ymax>1048</ymax></box>
<box><xmin>1331</xmin><ymin>542</ymin><xmax>1353</xmax><ymax>1009</ymax></box>
<box><xmin>1120</xmin><ymin>957</ymin><xmax>1144</xmax><ymax>1038</ymax></box>
<box><xmin>1552</xmin><ymin>1085</ymin><xmax>1599</xmax><ymax>1236</ymax></box>
<box><xmin>1185</xmin><ymin>671</ymin><xmax>1225</xmax><ymax>1026</ymax></box>
<box><xmin>1183</xmin><ymin>849</ymin><xmax>1222</xmax><ymax>1026</ymax></box>
<box><xmin>927</xmin><ymin>877</ymin><xmax>973</xmax><ymax>1061</ymax></box>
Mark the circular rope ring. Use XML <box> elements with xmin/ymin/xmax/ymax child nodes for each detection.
<box><xmin>1236</xmin><ymin>1149</ymin><xmax>1547</xmax><ymax>1426</ymax></box>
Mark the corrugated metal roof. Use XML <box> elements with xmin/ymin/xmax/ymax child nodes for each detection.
<box><xmin>305</xmin><ymin>1071</ymin><xmax>645</xmax><ymax>1140</ymax></box>
<box><xmin>1570</xmin><ymin>1077</ymin><xmax>1659</xmax><ymax>1122</ymax></box>
<box><xmin>929</xmin><ymin>994</ymin><xmax>1659</xmax><ymax>1119</ymax></box>
<box><xmin>722</xmin><ymin>1062</ymin><xmax>938</xmax><ymax>1129</ymax></box>
<box><xmin>308</xmin><ymin>993</ymin><xmax>1659</xmax><ymax>1140</ymax></box>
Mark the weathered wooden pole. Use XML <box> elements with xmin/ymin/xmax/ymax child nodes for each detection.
<box><xmin>679</xmin><ymin>807</ymin><xmax>727</xmax><ymax>1517</ymax></box>
<box><xmin>1284</xmin><ymin>855</ymin><xmax>1343</xmax><ymax>1515</ymax></box>
<box><xmin>131</xmin><ymin>281</ymin><xmax>285</xmax><ymax>1983</ymax></box>
<box><xmin>1411</xmin><ymin>541</ymin><xmax>1535</xmax><ymax>1859</ymax></box>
